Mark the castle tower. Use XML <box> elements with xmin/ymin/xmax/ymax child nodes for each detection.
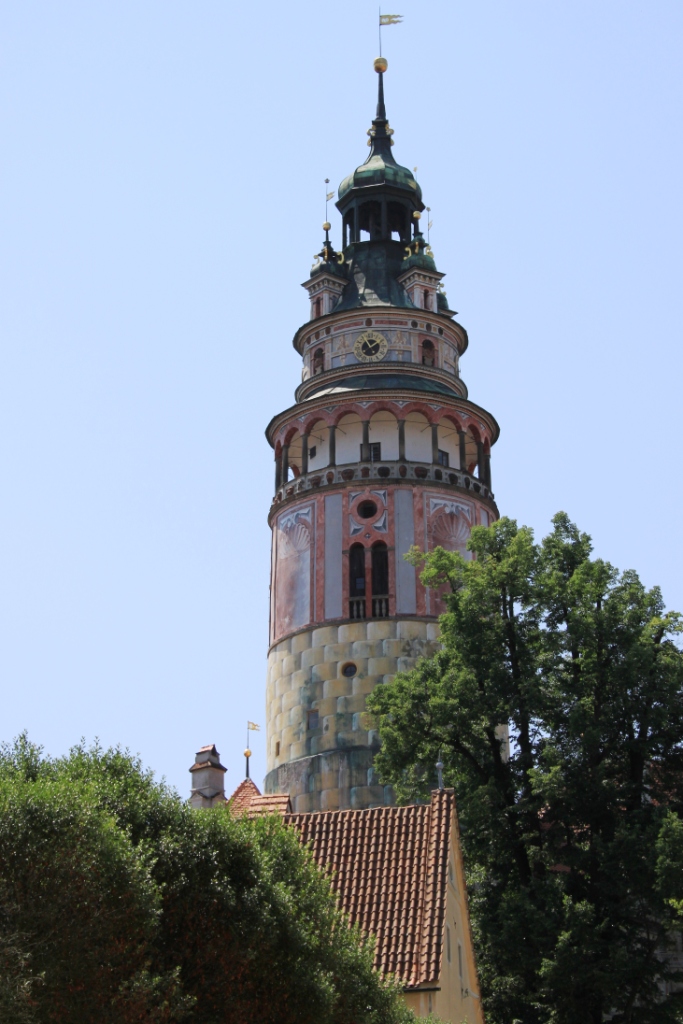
<box><xmin>265</xmin><ymin>61</ymin><xmax>499</xmax><ymax>812</ymax></box>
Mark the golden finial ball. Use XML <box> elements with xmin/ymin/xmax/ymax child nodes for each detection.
<box><xmin>373</xmin><ymin>56</ymin><xmax>388</xmax><ymax>73</ymax></box>
<box><xmin>413</xmin><ymin>211</ymin><xmax>421</xmax><ymax>219</ymax></box>
<box><xmin>323</xmin><ymin>221</ymin><xmax>331</xmax><ymax>231</ymax></box>
<box><xmin>244</xmin><ymin>748</ymin><xmax>252</xmax><ymax>758</ymax></box>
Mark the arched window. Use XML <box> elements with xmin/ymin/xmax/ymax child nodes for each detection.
<box><xmin>313</xmin><ymin>348</ymin><xmax>324</xmax><ymax>374</ymax></box>
<box><xmin>349</xmin><ymin>544</ymin><xmax>366</xmax><ymax>620</ymax></box>
<box><xmin>314</xmin><ymin>298</ymin><xmax>322</xmax><ymax>318</ymax></box>
<box><xmin>358</xmin><ymin>201</ymin><xmax>381</xmax><ymax>241</ymax></box>
<box><xmin>371</xmin><ymin>542</ymin><xmax>389</xmax><ymax>618</ymax></box>
<box><xmin>422</xmin><ymin>339</ymin><xmax>435</xmax><ymax>367</ymax></box>
<box><xmin>343</xmin><ymin>209</ymin><xmax>355</xmax><ymax>247</ymax></box>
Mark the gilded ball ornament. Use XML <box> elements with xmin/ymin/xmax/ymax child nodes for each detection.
<box><xmin>373</xmin><ymin>56</ymin><xmax>388</xmax><ymax>73</ymax></box>
<box><xmin>322</xmin><ymin>221</ymin><xmax>331</xmax><ymax>231</ymax></box>
<box><xmin>413</xmin><ymin>211</ymin><xmax>421</xmax><ymax>219</ymax></box>
<box><xmin>244</xmin><ymin>748</ymin><xmax>252</xmax><ymax>758</ymax></box>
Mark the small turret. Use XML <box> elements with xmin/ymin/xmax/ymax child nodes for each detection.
<box><xmin>188</xmin><ymin>744</ymin><xmax>227</xmax><ymax>808</ymax></box>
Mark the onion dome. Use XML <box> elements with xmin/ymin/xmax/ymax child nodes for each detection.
<box><xmin>337</xmin><ymin>58</ymin><xmax>423</xmax><ymax>206</ymax></box>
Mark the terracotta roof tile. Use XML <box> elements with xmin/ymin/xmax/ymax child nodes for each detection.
<box><xmin>249</xmin><ymin>794</ymin><xmax>292</xmax><ymax>816</ymax></box>
<box><xmin>225</xmin><ymin>781</ymin><xmax>454</xmax><ymax>987</ymax></box>
<box><xmin>228</xmin><ymin>778</ymin><xmax>262</xmax><ymax>813</ymax></box>
<box><xmin>228</xmin><ymin>779</ymin><xmax>292</xmax><ymax>817</ymax></box>
<box><xmin>285</xmin><ymin>790</ymin><xmax>454</xmax><ymax>988</ymax></box>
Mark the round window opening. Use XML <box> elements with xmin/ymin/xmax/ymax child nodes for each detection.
<box><xmin>357</xmin><ymin>500</ymin><xmax>378</xmax><ymax>520</ymax></box>
<box><xmin>342</xmin><ymin>662</ymin><xmax>357</xmax><ymax>678</ymax></box>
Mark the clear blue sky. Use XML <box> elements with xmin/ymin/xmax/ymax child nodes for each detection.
<box><xmin>1</xmin><ymin>1</ymin><xmax>681</xmax><ymax>798</ymax></box>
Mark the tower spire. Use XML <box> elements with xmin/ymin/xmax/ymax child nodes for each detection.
<box><xmin>368</xmin><ymin>57</ymin><xmax>394</xmax><ymax>163</ymax></box>
<box><xmin>376</xmin><ymin>60</ymin><xmax>387</xmax><ymax>120</ymax></box>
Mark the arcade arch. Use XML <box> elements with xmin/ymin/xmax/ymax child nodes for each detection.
<box><xmin>368</xmin><ymin>410</ymin><xmax>399</xmax><ymax>462</ymax></box>
<box><xmin>404</xmin><ymin>411</ymin><xmax>431</xmax><ymax>463</ymax></box>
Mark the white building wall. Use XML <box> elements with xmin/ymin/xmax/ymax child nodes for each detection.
<box><xmin>336</xmin><ymin>415</ymin><xmax>363</xmax><ymax>464</ymax></box>
<box><xmin>369</xmin><ymin>414</ymin><xmax>399</xmax><ymax>460</ymax></box>
<box><xmin>404</xmin><ymin>413</ymin><xmax>432</xmax><ymax>462</ymax></box>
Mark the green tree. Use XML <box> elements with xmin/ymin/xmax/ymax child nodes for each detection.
<box><xmin>367</xmin><ymin>514</ymin><xmax>683</xmax><ymax>1024</ymax></box>
<box><xmin>0</xmin><ymin>735</ymin><xmax>427</xmax><ymax>1024</ymax></box>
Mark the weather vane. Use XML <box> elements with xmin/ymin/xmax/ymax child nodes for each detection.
<box><xmin>244</xmin><ymin>720</ymin><xmax>260</xmax><ymax>780</ymax></box>
<box><xmin>325</xmin><ymin>178</ymin><xmax>334</xmax><ymax>224</ymax></box>
<box><xmin>378</xmin><ymin>9</ymin><xmax>403</xmax><ymax>57</ymax></box>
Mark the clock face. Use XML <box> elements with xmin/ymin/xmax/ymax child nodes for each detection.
<box><xmin>354</xmin><ymin>330</ymin><xmax>388</xmax><ymax>363</ymax></box>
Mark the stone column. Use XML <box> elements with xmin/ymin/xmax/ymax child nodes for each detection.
<box><xmin>328</xmin><ymin>424</ymin><xmax>336</xmax><ymax>466</ymax></box>
<box><xmin>458</xmin><ymin>430</ymin><xmax>467</xmax><ymax>473</ymax></box>
<box><xmin>398</xmin><ymin>419</ymin><xmax>406</xmax><ymax>461</ymax></box>
<box><xmin>476</xmin><ymin>441</ymin><xmax>484</xmax><ymax>482</ymax></box>
<box><xmin>361</xmin><ymin>420</ymin><xmax>370</xmax><ymax>461</ymax></box>
<box><xmin>301</xmin><ymin>434</ymin><xmax>309</xmax><ymax>475</ymax></box>
<box><xmin>275</xmin><ymin>451</ymin><xmax>282</xmax><ymax>491</ymax></box>
<box><xmin>484</xmin><ymin>448</ymin><xmax>492</xmax><ymax>489</ymax></box>
<box><xmin>281</xmin><ymin>444</ymin><xmax>289</xmax><ymax>485</ymax></box>
<box><xmin>431</xmin><ymin>423</ymin><xmax>439</xmax><ymax>464</ymax></box>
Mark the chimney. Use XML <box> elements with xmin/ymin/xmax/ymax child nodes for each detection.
<box><xmin>189</xmin><ymin>744</ymin><xmax>227</xmax><ymax>808</ymax></box>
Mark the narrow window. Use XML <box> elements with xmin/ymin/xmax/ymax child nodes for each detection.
<box><xmin>458</xmin><ymin>943</ymin><xmax>463</xmax><ymax>980</ymax></box>
<box><xmin>308</xmin><ymin>445</ymin><xmax>317</xmax><ymax>459</ymax></box>
<box><xmin>446</xmin><ymin>924</ymin><xmax>451</xmax><ymax>963</ymax></box>
<box><xmin>349</xmin><ymin>544</ymin><xmax>366</xmax><ymax>620</ymax></box>
<box><xmin>424</xmin><ymin>289</ymin><xmax>431</xmax><ymax>310</ymax></box>
<box><xmin>437</xmin><ymin>449</ymin><xmax>449</xmax><ymax>467</ymax></box>
<box><xmin>369</xmin><ymin>442</ymin><xmax>381</xmax><ymax>462</ymax></box>
<box><xmin>421</xmin><ymin>339</ymin><xmax>435</xmax><ymax>366</ymax></box>
<box><xmin>313</xmin><ymin>348</ymin><xmax>324</xmax><ymax>374</ymax></box>
<box><xmin>307</xmin><ymin>709</ymin><xmax>319</xmax><ymax>730</ymax></box>
<box><xmin>371</xmin><ymin>542</ymin><xmax>389</xmax><ymax>619</ymax></box>
<box><xmin>314</xmin><ymin>298</ymin><xmax>322</xmax><ymax>318</ymax></box>
<box><xmin>350</xmin><ymin>544</ymin><xmax>366</xmax><ymax>596</ymax></box>
<box><xmin>275</xmin><ymin>741</ymin><xmax>280</xmax><ymax>757</ymax></box>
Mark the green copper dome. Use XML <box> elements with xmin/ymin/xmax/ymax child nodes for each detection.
<box><xmin>337</xmin><ymin>67</ymin><xmax>423</xmax><ymax>204</ymax></box>
<box><xmin>338</xmin><ymin>153</ymin><xmax>421</xmax><ymax>201</ymax></box>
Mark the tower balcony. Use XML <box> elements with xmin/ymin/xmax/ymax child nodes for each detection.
<box><xmin>271</xmin><ymin>459</ymin><xmax>496</xmax><ymax>515</ymax></box>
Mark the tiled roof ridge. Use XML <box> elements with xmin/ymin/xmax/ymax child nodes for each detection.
<box><xmin>420</xmin><ymin>788</ymin><xmax>453</xmax><ymax>985</ymax></box>
<box><xmin>228</xmin><ymin>777</ymin><xmax>262</xmax><ymax>811</ymax></box>
<box><xmin>227</xmin><ymin>779</ymin><xmax>293</xmax><ymax>817</ymax></box>
<box><xmin>285</xmin><ymin>800</ymin><xmax>430</xmax><ymax>824</ymax></box>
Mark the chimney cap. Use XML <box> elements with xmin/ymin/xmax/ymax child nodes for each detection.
<box><xmin>189</xmin><ymin>744</ymin><xmax>227</xmax><ymax>773</ymax></box>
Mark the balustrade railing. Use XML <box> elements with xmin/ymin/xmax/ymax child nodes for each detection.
<box><xmin>275</xmin><ymin>460</ymin><xmax>493</xmax><ymax>506</ymax></box>
<box><xmin>349</xmin><ymin>595</ymin><xmax>390</xmax><ymax>620</ymax></box>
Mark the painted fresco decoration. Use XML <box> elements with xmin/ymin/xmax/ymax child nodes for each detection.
<box><xmin>429</xmin><ymin>497</ymin><xmax>473</xmax><ymax>558</ymax></box>
<box><xmin>350</xmin><ymin>516</ymin><xmax>364</xmax><ymax>536</ymax></box>
<box><xmin>373</xmin><ymin>510</ymin><xmax>388</xmax><ymax>532</ymax></box>
<box><xmin>275</xmin><ymin>505</ymin><xmax>313</xmax><ymax>636</ymax></box>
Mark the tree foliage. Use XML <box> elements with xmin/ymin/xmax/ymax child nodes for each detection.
<box><xmin>0</xmin><ymin>736</ymin><xmax>425</xmax><ymax>1024</ymax></box>
<box><xmin>367</xmin><ymin>513</ymin><xmax>683</xmax><ymax>1024</ymax></box>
